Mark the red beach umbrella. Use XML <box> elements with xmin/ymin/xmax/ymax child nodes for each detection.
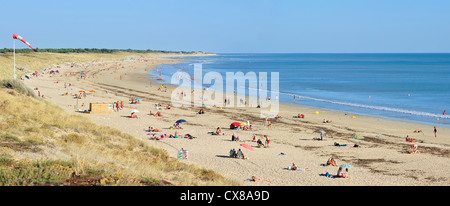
<box><xmin>231</xmin><ymin>122</ymin><xmax>241</xmax><ymax>126</ymax></box>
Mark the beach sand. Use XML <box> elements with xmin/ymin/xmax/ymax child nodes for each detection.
<box><xmin>24</xmin><ymin>53</ymin><xmax>450</xmax><ymax>186</ymax></box>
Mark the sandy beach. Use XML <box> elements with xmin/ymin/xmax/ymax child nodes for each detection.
<box><xmin>24</xmin><ymin>53</ymin><xmax>450</xmax><ymax>186</ymax></box>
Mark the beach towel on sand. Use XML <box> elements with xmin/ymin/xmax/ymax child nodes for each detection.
<box><xmin>288</xmin><ymin>166</ymin><xmax>311</xmax><ymax>171</ymax></box>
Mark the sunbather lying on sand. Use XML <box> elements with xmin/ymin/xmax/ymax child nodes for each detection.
<box><xmin>414</xmin><ymin>130</ymin><xmax>424</xmax><ymax>134</ymax></box>
<box><xmin>334</xmin><ymin>142</ymin><xmax>360</xmax><ymax>147</ymax></box>
<box><xmin>149</xmin><ymin>134</ymin><xmax>163</xmax><ymax>140</ymax></box>
<box><xmin>250</xmin><ymin>176</ymin><xmax>271</xmax><ymax>183</ymax></box>
<box><xmin>293</xmin><ymin>114</ymin><xmax>305</xmax><ymax>118</ymax></box>
<box><xmin>130</xmin><ymin>112</ymin><xmax>138</xmax><ymax>118</ymax></box>
<box><xmin>323</xmin><ymin>119</ymin><xmax>333</xmax><ymax>123</ymax></box>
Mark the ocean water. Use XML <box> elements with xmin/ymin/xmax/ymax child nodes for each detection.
<box><xmin>150</xmin><ymin>53</ymin><xmax>450</xmax><ymax>127</ymax></box>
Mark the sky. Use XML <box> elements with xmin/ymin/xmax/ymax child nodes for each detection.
<box><xmin>1</xmin><ymin>0</ymin><xmax>450</xmax><ymax>53</ymax></box>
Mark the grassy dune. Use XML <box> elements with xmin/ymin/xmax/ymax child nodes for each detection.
<box><xmin>0</xmin><ymin>52</ymin><xmax>237</xmax><ymax>186</ymax></box>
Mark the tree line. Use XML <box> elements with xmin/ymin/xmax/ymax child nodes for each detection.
<box><xmin>0</xmin><ymin>48</ymin><xmax>200</xmax><ymax>54</ymax></box>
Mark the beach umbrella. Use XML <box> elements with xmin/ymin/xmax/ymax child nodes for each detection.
<box><xmin>240</xmin><ymin>122</ymin><xmax>247</xmax><ymax>126</ymax></box>
<box><xmin>135</xmin><ymin>98</ymin><xmax>142</xmax><ymax>101</ymax></box>
<box><xmin>339</xmin><ymin>164</ymin><xmax>354</xmax><ymax>169</ymax></box>
<box><xmin>316</xmin><ymin>130</ymin><xmax>326</xmax><ymax>139</ymax></box>
<box><xmin>89</xmin><ymin>90</ymin><xmax>96</xmax><ymax>92</ymax></box>
<box><xmin>316</xmin><ymin>130</ymin><xmax>326</xmax><ymax>134</ymax></box>
<box><xmin>79</xmin><ymin>90</ymin><xmax>85</xmax><ymax>93</ymax></box>
<box><xmin>176</xmin><ymin>119</ymin><xmax>187</xmax><ymax>123</ymax></box>
<box><xmin>240</xmin><ymin>143</ymin><xmax>254</xmax><ymax>151</ymax></box>
<box><xmin>130</xmin><ymin>109</ymin><xmax>139</xmax><ymax>113</ymax></box>
<box><xmin>231</xmin><ymin>122</ymin><xmax>241</xmax><ymax>126</ymax></box>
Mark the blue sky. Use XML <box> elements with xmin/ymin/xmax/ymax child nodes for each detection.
<box><xmin>1</xmin><ymin>0</ymin><xmax>449</xmax><ymax>53</ymax></box>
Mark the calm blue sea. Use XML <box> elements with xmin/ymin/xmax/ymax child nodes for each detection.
<box><xmin>150</xmin><ymin>53</ymin><xmax>450</xmax><ymax>127</ymax></box>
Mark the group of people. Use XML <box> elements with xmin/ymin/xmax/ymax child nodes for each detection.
<box><xmin>293</xmin><ymin>113</ymin><xmax>305</xmax><ymax>118</ymax></box>
<box><xmin>113</xmin><ymin>101</ymin><xmax>124</xmax><ymax>112</ymax></box>
<box><xmin>264</xmin><ymin>117</ymin><xmax>272</xmax><ymax>129</ymax></box>
<box><xmin>230</xmin><ymin>148</ymin><xmax>247</xmax><ymax>159</ymax></box>
<box><xmin>253</xmin><ymin>135</ymin><xmax>270</xmax><ymax>148</ymax></box>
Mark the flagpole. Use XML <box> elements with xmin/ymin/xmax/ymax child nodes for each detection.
<box><xmin>13</xmin><ymin>40</ymin><xmax>16</xmax><ymax>80</ymax></box>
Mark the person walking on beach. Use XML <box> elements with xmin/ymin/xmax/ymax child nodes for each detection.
<box><xmin>434</xmin><ymin>126</ymin><xmax>438</xmax><ymax>137</ymax></box>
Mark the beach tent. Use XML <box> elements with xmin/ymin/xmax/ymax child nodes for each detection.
<box><xmin>176</xmin><ymin>119</ymin><xmax>187</xmax><ymax>124</ymax></box>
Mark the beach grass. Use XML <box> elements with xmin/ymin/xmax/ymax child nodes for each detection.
<box><xmin>0</xmin><ymin>52</ymin><xmax>237</xmax><ymax>186</ymax></box>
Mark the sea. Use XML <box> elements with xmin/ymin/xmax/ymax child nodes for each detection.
<box><xmin>150</xmin><ymin>53</ymin><xmax>450</xmax><ymax>127</ymax></box>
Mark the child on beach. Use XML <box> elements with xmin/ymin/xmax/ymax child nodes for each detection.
<box><xmin>265</xmin><ymin>135</ymin><xmax>270</xmax><ymax>148</ymax></box>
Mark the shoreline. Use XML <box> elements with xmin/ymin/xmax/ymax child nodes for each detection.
<box><xmin>153</xmin><ymin>55</ymin><xmax>449</xmax><ymax>128</ymax></box>
<box><xmin>24</xmin><ymin>53</ymin><xmax>450</xmax><ymax>186</ymax></box>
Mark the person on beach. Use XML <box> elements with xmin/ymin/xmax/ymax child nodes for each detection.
<box><xmin>408</xmin><ymin>144</ymin><xmax>419</xmax><ymax>154</ymax></box>
<box><xmin>232</xmin><ymin>134</ymin><xmax>240</xmax><ymax>141</ymax></box>
<box><xmin>252</xmin><ymin>135</ymin><xmax>257</xmax><ymax>142</ymax></box>
<box><xmin>251</xmin><ymin>176</ymin><xmax>270</xmax><ymax>183</ymax></box>
<box><xmin>337</xmin><ymin>168</ymin><xmax>349</xmax><ymax>178</ymax></box>
<box><xmin>174</xmin><ymin>123</ymin><xmax>183</xmax><ymax>129</ymax></box>
<box><xmin>406</xmin><ymin>135</ymin><xmax>413</xmax><ymax>142</ymax></box>
<box><xmin>326</xmin><ymin>157</ymin><xmax>337</xmax><ymax>166</ymax></box>
<box><xmin>215</xmin><ymin>127</ymin><xmax>224</xmax><ymax>135</ymax></box>
<box><xmin>148</xmin><ymin>127</ymin><xmax>161</xmax><ymax>132</ymax></box>
<box><xmin>291</xmin><ymin>163</ymin><xmax>298</xmax><ymax>170</ymax></box>
<box><xmin>264</xmin><ymin>135</ymin><xmax>270</xmax><ymax>148</ymax></box>
<box><xmin>257</xmin><ymin>139</ymin><xmax>264</xmax><ymax>148</ymax></box>
<box><xmin>444</xmin><ymin>110</ymin><xmax>446</xmax><ymax>115</ymax></box>
<box><xmin>130</xmin><ymin>112</ymin><xmax>138</xmax><ymax>118</ymax></box>
<box><xmin>434</xmin><ymin>126</ymin><xmax>438</xmax><ymax>137</ymax></box>
<box><xmin>267</xmin><ymin>120</ymin><xmax>272</xmax><ymax>129</ymax></box>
